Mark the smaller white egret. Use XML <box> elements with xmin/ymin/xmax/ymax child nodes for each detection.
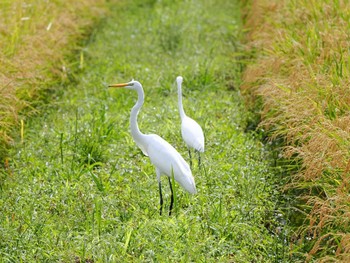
<box><xmin>109</xmin><ymin>80</ymin><xmax>196</xmax><ymax>215</ymax></box>
<box><xmin>176</xmin><ymin>76</ymin><xmax>205</xmax><ymax>167</ymax></box>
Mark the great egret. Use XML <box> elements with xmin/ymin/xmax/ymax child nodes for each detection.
<box><xmin>109</xmin><ymin>80</ymin><xmax>196</xmax><ymax>215</ymax></box>
<box><xmin>176</xmin><ymin>76</ymin><xmax>205</xmax><ymax>167</ymax></box>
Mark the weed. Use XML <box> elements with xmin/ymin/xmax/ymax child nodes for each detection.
<box><xmin>243</xmin><ymin>0</ymin><xmax>350</xmax><ymax>260</ymax></box>
<box><xmin>0</xmin><ymin>0</ymin><xmax>108</xmax><ymax>160</ymax></box>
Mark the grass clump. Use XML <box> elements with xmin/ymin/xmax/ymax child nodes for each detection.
<box><xmin>0</xmin><ymin>0</ymin><xmax>288</xmax><ymax>261</ymax></box>
<box><xmin>0</xmin><ymin>0</ymin><xmax>108</xmax><ymax>159</ymax></box>
<box><xmin>242</xmin><ymin>0</ymin><xmax>350</xmax><ymax>261</ymax></box>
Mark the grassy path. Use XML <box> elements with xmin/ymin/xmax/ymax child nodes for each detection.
<box><xmin>1</xmin><ymin>0</ymin><xmax>287</xmax><ymax>261</ymax></box>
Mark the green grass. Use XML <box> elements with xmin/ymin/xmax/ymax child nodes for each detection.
<box><xmin>0</xmin><ymin>0</ymin><xmax>288</xmax><ymax>261</ymax></box>
<box><xmin>0</xmin><ymin>0</ymin><xmax>107</xmax><ymax>159</ymax></box>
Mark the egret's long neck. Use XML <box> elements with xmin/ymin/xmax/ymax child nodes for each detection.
<box><xmin>130</xmin><ymin>87</ymin><xmax>146</xmax><ymax>143</ymax></box>
<box><xmin>177</xmin><ymin>81</ymin><xmax>186</xmax><ymax>120</ymax></box>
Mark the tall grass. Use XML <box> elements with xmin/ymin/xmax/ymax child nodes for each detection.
<box><xmin>0</xmin><ymin>0</ymin><xmax>107</xmax><ymax>160</ymax></box>
<box><xmin>242</xmin><ymin>0</ymin><xmax>350</xmax><ymax>261</ymax></box>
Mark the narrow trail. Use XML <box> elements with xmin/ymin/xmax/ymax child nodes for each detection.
<box><xmin>0</xmin><ymin>0</ymin><xmax>287</xmax><ymax>261</ymax></box>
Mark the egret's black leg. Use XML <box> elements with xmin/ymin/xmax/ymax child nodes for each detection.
<box><xmin>159</xmin><ymin>181</ymin><xmax>163</xmax><ymax>215</ymax></box>
<box><xmin>188</xmin><ymin>148</ymin><xmax>192</xmax><ymax>168</ymax></box>
<box><xmin>197</xmin><ymin>151</ymin><xmax>201</xmax><ymax>168</ymax></box>
<box><xmin>168</xmin><ymin>177</ymin><xmax>174</xmax><ymax>216</ymax></box>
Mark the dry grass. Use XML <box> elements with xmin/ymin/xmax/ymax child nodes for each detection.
<box><xmin>0</xmin><ymin>0</ymin><xmax>107</xmax><ymax>158</ymax></box>
<box><xmin>242</xmin><ymin>0</ymin><xmax>350</xmax><ymax>261</ymax></box>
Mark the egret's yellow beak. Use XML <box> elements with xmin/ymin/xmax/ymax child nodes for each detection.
<box><xmin>108</xmin><ymin>83</ymin><xmax>128</xmax><ymax>88</ymax></box>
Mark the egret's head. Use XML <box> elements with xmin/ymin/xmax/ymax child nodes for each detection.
<box><xmin>176</xmin><ymin>76</ymin><xmax>183</xmax><ymax>85</ymax></box>
<box><xmin>108</xmin><ymin>79</ymin><xmax>141</xmax><ymax>90</ymax></box>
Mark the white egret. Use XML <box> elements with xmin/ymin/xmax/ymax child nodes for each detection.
<box><xmin>176</xmin><ymin>76</ymin><xmax>205</xmax><ymax>167</ymax></box>
<box><xmin>109</xmin><ymin>80</ymin><xmax>196</xmax><ymax>215</ymax></box>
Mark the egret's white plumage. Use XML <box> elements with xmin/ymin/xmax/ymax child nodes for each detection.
<box><xmin>146</xmin><ymin>134</ymin><xmax>195</xmax><ymax>194</ymax></box>
<box><xmin>181</xmin><ymin>116</ymin><xmax>205</xmax><ymax>152</ymax></box>
<box><xmin>176</xmin><ymin>76</ymin><xmax>205</xmax><ymax>164</ymax></box>
<box><xmin>109</xmin><ymin>80</ymin><xmax>196</xmax><ymax>214</ymax></box>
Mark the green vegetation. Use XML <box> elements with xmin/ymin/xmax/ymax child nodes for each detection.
<box><xmin>2</xmin><ymin>0</ymin><xmax>349</xmax><ymax>261</ymax></box>
<box><xmin>243</xmin><ymin>0</ymin><xmax>350</xmax><ymax>261</ymax></box>
<box><xmin>0</xmin><ymin>0</ymin><xmax>107</xmax><ymax>158</ymax></box>
<box><xmin>0</xmin><ymin>0</ymin><xmax>287</xmax><ymax>261</ymax></box>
